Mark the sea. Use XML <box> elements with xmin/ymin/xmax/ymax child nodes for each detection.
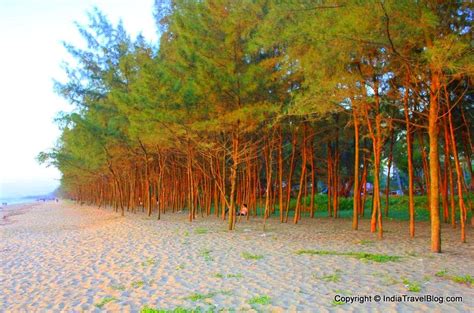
<box><xmin>0</xmin><ymin>195</ymin><xmax>53</xmax><ymax>207</ymax></box>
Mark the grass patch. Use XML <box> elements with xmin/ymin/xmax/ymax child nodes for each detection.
<box><xmin>215</xmin><ymin>273</ymin><xmax>243</xmax><ymax>279</ymax></box>
<box><xmin>357</xmin><ymin>240</ymin><xmax>374</xmax><ymax>245</ymax></box>
<box><xmin>435</xmin><ymin>269</ymin><xmax>448</xmax><ymax>277</ymax></box>
<box><xmin>331</xmin><ymin>300</ymin><xmax>345</xmax><ymax>306</ymax></box>
<box><xmin>321</xmin><ymin>273</ymin><xmax>341</xmax><ymax>283</ymax></box>
<box><xmin>111</xmin><ymin>284</ymin><xmax>126</xmax><ymax>291</ymax></box>
<box><xmin>131</xmin><ymin>280</ymin><xmax>146</xmax><ymax>288</ymax></box>
<box><xmin>248</xmin><ymin>295</ymin><xmax>271</xmax><ymax>305</ymax></box>
<box><xmin>279</xmin><ymin>194</ymin><xmax>473</xmax><ymax>222</ymax></box>
<box><xmin>296</xmin><ymin>249</ymin><xmax>338</xmax><ymax>256</ymax></box>
<box><xmin>402</xmin><ymin>278</ymin><xmax>422</xmax><ymax>292</ymax></box>
<box><xmin>95</xmin><ymin>296</ymin><xmax>117</xmax><ymax>308</ymax></box>
<box><xmin>348</xmin><ymin>252</ymin><xmax>401</xmax><ymax>263</ymax></box>
<box><xmin>435</xmin><ymin>269</ymin><xmax>473</xmax><ymax>286</ymax></box>
<box><xmin>194</xmin><ymin>227</ymin><xmax>208</xmax><ymax>234</ymax></box>
<box><xmin>451</xmin><ymin>275</ymin><xmax>473</xmax><ymax>285</ymax></box>
<box><xmin>141</xmin><ymin>307</ymin><xmax>208</xmax><ymax>313</ymax></box>
<box><xmin>333</xmin><ymin>289</ymin><xmax>351</xmax><ymax>295</ymax></box>
<box><xmin>295</xmin><ymin>249</ymin><xmax>401</xmax><ymax>263</ymax></box>
<box><xmin>200</xmin><ymin>249</ymin><xmax>213</xmax><ymax>262</ymax></box>
<box><xmin>226</xmin><ymin>273</ymin><xmax>243</xmax><ymax>279</ymax></box>
<box><xmin>186</xmin><ymin>292</ymin><xmax>216</xmax><ymax>302</ymax></box>
<box><xmin>141</xmin><ymin>257</ymin><xmax>156</xmax><ymax>267</ymax></box>
<box><xmin>242</xmin><ymin>252</ymin><xmax>264</xmax><ymax>260</ymax></box>
<box><xmin>315</xmin><ymin>270</ymin><xmax>342</xmax><ymax>283</ymax></box>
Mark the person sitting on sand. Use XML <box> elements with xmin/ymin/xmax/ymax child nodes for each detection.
<box><xmin>224</xmin><ymin>203</ymin><xmax>248</xmax><ymax>217</ymax></box>
<box><xmin>237</xmin><ymin>203</ymin><xmax>248</xmax><ymax>216</ymax></box>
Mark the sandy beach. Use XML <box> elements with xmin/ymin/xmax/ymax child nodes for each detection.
<box><xmin>1</xmin><ymin>201</ymin><xmax>472</xmax><ymax>312</ymax></box>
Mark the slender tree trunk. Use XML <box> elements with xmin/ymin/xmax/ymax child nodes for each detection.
<box><xmin>447</xmin><ymin>91</ymin><xmax>466</xmax><ymax>243</ymax></box>
<box><xmin>428</xmin><ymin>71</ymin><xmax>441</xmax><ymax>252</ymax></box>
<box><xmin>294</xmin><ymin>126</ymin><xmax>307</xmax><ymax>224</ymax></box>
<box><xmin>365</xmin><ymin>79</ymin><xmax>383</xmax><ymax>239</ymax></box>
<box><xmin>404</xmin><ymin>86</ymin><xmax>415</xmax><ymax>238</ymax></box>
<box><xmin>442</xmin><ymin>115</ymin><xmax>451</xmax><ymax>224</ymax></box>
<box><xmin>309</xmin><ymin>127</ymin><xmax>316</xmax><ymax>218</ymax></box>
<box><xmin>278</xmin><ymin>126</ymin><xmax>284</xmax><ymax>222</ymax></box>
<box><xmin>327</xmin><ymin>141</ymin><xmax>333</xmax><ymax>217</ymax></box>
<box><xmin>333</xmin><ymin>121</ymin><xmax>340</xmax><ymax>218</ymax></box>
<box><xmin>285</xmin><ymin>129</ymin><xmax>297</xmax><ymax>222</ymax></box>
<box><xmin>353</xmin><ymin>108</ymin><xmax>360</xmax><ymax>230</ymax></box>
<box><xmin>263</xmin><ymin>136</ymin><xmax>273</xmax><ymax>230</ymax></box>
<box><xmin>228</xmin><ymin>131</ymin><xmax>239</xmax><ymax>230</ymax></box>
<box><xmin>385</xmin><ymin>124</ymin><xmax>394</xmax><ymax>217</ymax></box>
<box><xmin>419</xmin><ymin>132</ymin><xmax>431</xmax><ymax>210</ymax></box>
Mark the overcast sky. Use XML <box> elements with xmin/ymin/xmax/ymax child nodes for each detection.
<box><xmin>0</xmin><ymin>0</ymin><xmax>157</xmax><ymax>198</ymax></box>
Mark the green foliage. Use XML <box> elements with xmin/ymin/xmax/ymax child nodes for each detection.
<box><xmin>272</xmin><ymin>195</ymin><xmax>473</xmax><ymax>222</ymax></box>
<box><xmin>131</xmin><ymin>281</ymin><xmax>145</xmax><ymax>288</ymax></box>
<box><xmin>435</xmin><ymin>269</ymin><xmax>448</xmax><ymax>277</ymax></box>
<box><xmin>357</xmin><ymin>240</ymin><xmax>375</xmax><ymax>245</ymax></box>
<box><xmin>141</xmin><ymin>258</ymin><xmax>156</xmax><ymax>267</ymax></box>
<box><xmin>349</xmin><ymin>252</ymin><xmax>401</xmax><ymax>263</ymax></box>
<box><xmin>450</xmin><ymin>275</ymin><xmax>473</xmax><ymax>285</ymax></box>
<box><xmin>402</xmin><ymin>278</ymin><xmax>422</xmax><ymax>292</ymax></box>
<box><xmin>295</xmin><ymin>250</ymin><xmax>401</xmax><ymax>263</ymax></box>
<box><xmin>248</xmin><ymin>295</ymin><xmax>271</xmax><ymax>305</ymax></box>
<box><xmin>141</xmin><ymin>306</ymin><xmax>210</xmax><ymax>313</ymax></box>
<box><xmin>296</xmin><ymin>250</ymin><xmax>337</xmax><ymax>256</ymax></box>
<box><xmin>331</xmin><ymin>300</ymin><xmax>345</xmax><ymax>306</ymax></box>
<box><xmin>95</xmin><ymin>296</ymin><xmax>117</xmax><ymax>308</ymax></box>
<box><xmin>242</xmin><ymin>252</ymin><xmax>264</xmax><ymax>260</ymax></box>
<box><xmin>314</xmin><ymin>270</ymin><xmax>341</xmax><ymax>283</ymax></box>
<box><xmin>44</xmin><ymin>1</ymin><xmax>472</xmax><ymax>250</ymax></box>
<box><xmin>214</xmin><ymin>273</ymin><xmax>242</xmax><ymax>279</ymax></box>
<box><xmin>200</xmin><ymin>249</ymin><xmax>213</xmax><ymax>262</ymax></box>
<box><xmin>194</xmin><ymin>228</ymin><xmax>208</xmax><ymax>235</ymax></box>
<box><xmin>186</xmin><ymin>292</ymin><xmax>216</xmax><ymax>302</ymax></box>
<box><xmin>434</xmin><ymin>269</ymin><xmax>473</xmax><ymax>285</ymax></box>
<box><xmin>111</xmin><ymin>284</ymin><xmax>126</xmax><ymax>291</ymax></box>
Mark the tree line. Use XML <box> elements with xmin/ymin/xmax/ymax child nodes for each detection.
<box><xmin>39</xmin><ymin>0</ymin><xmax>473</xmax><ymax>252</ymax></box>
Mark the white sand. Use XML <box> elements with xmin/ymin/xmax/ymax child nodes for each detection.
<box><xmin>1</xmin><ymin>201</ymin><xmax>472</xmax><ymax>312</ymax></box>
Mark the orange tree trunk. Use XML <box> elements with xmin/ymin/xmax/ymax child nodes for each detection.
<box><xmin>428</xmin><ymin>71</ymin><xmax>441</xmax><ymax>253</ymax></box>
<box><xmin>353</xmin><ymin>108</ymin><xmax>360</xmax><ymax>230</ymax></box>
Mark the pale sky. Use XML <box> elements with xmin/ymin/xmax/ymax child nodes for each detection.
<box><xmin>0</xmin><ymin>0</ymin><xmax>157</xmax><ymax>198</ymax></box>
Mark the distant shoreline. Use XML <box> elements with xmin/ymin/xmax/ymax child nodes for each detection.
<box><xmin>0</xmin><ymin>202</ymin><xmax>36</xmax><ymax>226</ymax></box>
<box><xmin>0</xmin><ymin>197</ymin><xmax>56</xmax><ymax>206</ymax></box>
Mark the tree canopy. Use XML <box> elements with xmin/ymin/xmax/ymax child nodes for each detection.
<box><xmin>40</xmin><ymin>0</ymin><xmax>473</xmax><ymax>252</ymax></box>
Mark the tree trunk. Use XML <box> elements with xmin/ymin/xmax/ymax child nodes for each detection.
<box><xmin>428</xmin><ymin>71</ymin><xmax>441</xmax><ymax>252</ymax></box>
<box><xmin>294</xmin><ymin>126</ymin><xmax>307</xmax><ymax>224</ymax></box>
<box><xmin>404</xmin><ymin>85</ymin><xmax>415</xmax><ymax>238</ymax></box>
<box><xmin>285</xmin><ymin>129</ymin><xmax>297</xmax><ymax>222</ymax></box>
<box><xmin>353</xmin><ymin>108</ymin><xmax>360</xmax><ymax>230</ymax></box>
<box><xmin>278</xmin><ymin>126</ymin><xmax>284</xmax><ymax>222</ymax></box>
<box><xmin>385</xmin><ymin>124</ymin><xmax>394</xmax><ymax>217</ymax></box>
<box><xmin>228</xmin><ymin>132</ymin><xmax>239</xmax><ymax>230</ymax></box>
<box><xmin>447</xmin><ymin>91</ymin><xmax>466</xmax><ymax>243</ymax></box>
